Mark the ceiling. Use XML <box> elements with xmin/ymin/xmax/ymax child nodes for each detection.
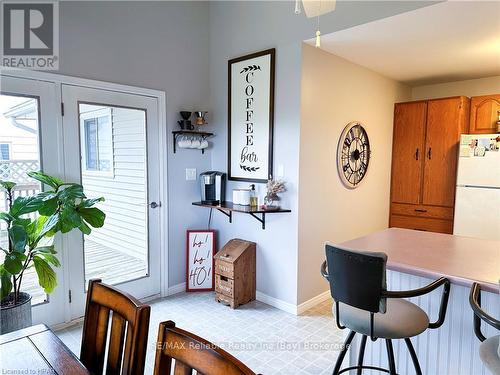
<box><xmin>306</xmin><ymin>1</ymin><xmax>500</xmax><ymax>86</ymax></box>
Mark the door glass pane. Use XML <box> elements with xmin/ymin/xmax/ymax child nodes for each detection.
<box><xmin>0</xmin><ymin>94</ymin><xmax>46</xmax><ymax>305</ymax></box>
<box><xmin>79</xmin><ymin>103</ymin><xmax>148</xmax><ymax>286</ymax></box>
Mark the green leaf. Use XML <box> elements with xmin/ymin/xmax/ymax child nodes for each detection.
<box><xmin>58</xmin><ymin>184</ymin><xmax>85</xmax><ymax>201</ymax></box>
<box><xmin>78</xmin><ymin>221</ymin><xmax>91</xmax><ymax>235</ymax></box>
<box><xmin>79</xmin><ymin>197</ymin><xmax>104</xmax><ymax>208</ymax></box>
<box><xmin>37</xmin><ymin>192</ymin><xmax>57</xmax><ymax>201</ymax></box>
<box><xmin>59</xmin><ymin>206</ymin><xmax>82</xmax><ymax>233</ymax></box>
<box><xmin>12</xmin><ymin>217</ymin><xmax>31</xmax><ymax>229</ymax></box>
<box><xmin>0</xmin><ymin>267</ymin><xmax>13</xmax><ymax>299</ymax></box>
<box><xmin>3</xmin><ymin>252</ymin><xmax>26</xmax><ymax>274</ymax></box>
<box><xmin>26</xmin><ymin>216</ymin><xmax>47</xmax><ymax>248</ymax></box>
<box><xmin>33</xmin><ymin>256</ymin><xmax>57</xmax><ymax>294</ymax></box>
<box><xmin>39</xmin><ymin>214</ymin><xmax>59</xmax><ymax>238</ymax></box>
<box><xmin>34</xmin><ymin>245</ymin><xmax>56</xmax><ymax>254</ymax></box>
<box><xmin>0</xmin><ymin>212</ymin><xmax>14</xmax><ymax>222</ymax></box>
<box><xmin>10</xmin><ymin>195</ymin><xmax>43</xmax><ymax>217</ymax></box>
<box><xmin>79</xmin><ymin>207</ymin><xmax>105</xmax><ymax>228</ymax></box>
<box><xmin>27</xmin><ymin>171</ymin><xmax>63</xmax><ymax>189</ymax></box>
<box><xmin>38</xmin><ymin>197</ymin><xmax>58</xmax><ymax>216</ymax></box>
<box><xmin>35</xmin><ymin>252</ymin><xmax>60</xmax><ymax>267</ymax></box>
<box><xmin>0</xmin><ymin>180</ymin><xmax>16</xmax><ymax>191</ymax></box>
<box><xmin>8</xmin><ymin>225</ymin><xmax>27</xmax><ymax>252</ymax></box>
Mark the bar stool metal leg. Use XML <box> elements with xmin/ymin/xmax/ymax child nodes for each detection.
<box><xmin>333</xmin><ymin>330</ymin><xmax>356</xmax><ymax>375</ymax></box>
<box><xmin>404</xmin><ymin>338</ymin><xmax>422</xmax><ymax>375</ymax></box>
<box><xmin>357</xmin><ymin>335</ymin><xmax>368</xmax><ymax>375</ymax></box>
<box><xmin>385</xmin><ymin>339</ymin><xmax>397</xmax><ymax>375</ymax></box>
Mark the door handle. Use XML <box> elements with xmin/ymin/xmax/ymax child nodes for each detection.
<box><xmin>414</xmin><ymin>209</ymin><xmax>427</xmax><ymax>213</ymax></box>
<box><xmin>427</xmin><ymin>147</ymin><xmax>432</xmax><ymax>160</ymax></box>
<box><xmin>415</xmin><ymin>148</ymin><xmax>419</xmax><ymax>160</ymax></box>
<box><xmin>149</xmin><ymin>202</ymin><xmax>161</xmax><ymax>209</ymax></box>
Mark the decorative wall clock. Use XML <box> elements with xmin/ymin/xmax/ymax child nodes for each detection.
<box><xmin>337</xmin><ymin>122</ymin><xmax>370</xmax><ymax>189</ymax></box>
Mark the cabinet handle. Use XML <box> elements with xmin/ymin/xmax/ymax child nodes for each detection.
<box><xmin>427</xmin><ymin>147</ymin><xmax>432</xmax><ymax>159</ymax></box>
<box><xmin>415</xmin><ymin>209</ymin><xmax>427</xmax><ymax>213</ymax></box>
<box><xmin>415</xmin><ymin>148</ymin><xmax>419</xmax><ymax>160</ymax></box>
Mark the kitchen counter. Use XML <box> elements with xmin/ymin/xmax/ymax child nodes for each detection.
<box><xmin>340</xmin><ymin>227</ymin><xmax>499</xmax><ymax>293</ymax></box>
<box><xmin>339</xmin><ymin>227</ymin><xmax>499</xmax><ymax>374</ymax></box>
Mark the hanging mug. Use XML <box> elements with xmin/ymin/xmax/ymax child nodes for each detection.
<box><xmin>191</xmin><ymin>138</ymin><xmax>201</xmax><ymax>149</ymax></box>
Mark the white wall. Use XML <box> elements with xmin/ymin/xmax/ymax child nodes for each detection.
<box><xmin>298</xmin><ymin>45</ymin><xmax>411</xmax><ymax>303</ymax></box>
<box><xmin>412</xmin><ymin>75</ymin><xmax>500</xmax><ymax>100</ymax></box>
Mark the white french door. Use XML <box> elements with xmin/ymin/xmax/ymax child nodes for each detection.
<box><xmin>61</xmin><ymin>85</ymin><xmax>162</xmax><ymax>319</ymax></box>
<box><xmin>1</xmin><ymin>73</ymin><xmax>165</xmax><ymax>326</ymax></box>
<box><xmin>0</xmin><ymin>75</ymin><xmax>66</xmax><ymax>326</ymax></box>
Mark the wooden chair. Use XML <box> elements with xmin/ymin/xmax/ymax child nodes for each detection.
<box><xmin>153</xmin><ymin>320</ymin><xmax>258</xmax><ymax>375</ymax></box>
<box><xmin>80</xmin><ymin>279</ymin><xmax>151</xmax><ymax>375</ymax></box>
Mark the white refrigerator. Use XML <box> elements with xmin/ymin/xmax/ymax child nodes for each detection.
<box><xmin>453</xmin><ymin>134</ymin><xmax>500</xmax><ymax>241</ymax></box>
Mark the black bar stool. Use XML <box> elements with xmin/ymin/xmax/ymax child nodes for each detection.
<box><xmin>321</xmin><ymin>244</ymin><xmax>451</xmax><ymax>375</ymax></box>
<box><xmin>469</xmin><ymin>282</ymin><xmax>500</xmax><ymax>374</ymax></box>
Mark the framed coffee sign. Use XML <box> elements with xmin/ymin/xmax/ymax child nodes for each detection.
<box><xmin>228</xmin><ymin>48</ymin><xmax>275</xmax><ymax>182</ymax></box>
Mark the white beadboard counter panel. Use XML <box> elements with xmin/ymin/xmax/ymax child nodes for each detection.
<box><xmin>346</xmin><ymin>271</ymin><xmax>498</xmax><ymax>374</ymax></box>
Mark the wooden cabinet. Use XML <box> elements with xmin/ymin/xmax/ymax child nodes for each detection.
<box><xmin>469</xmin><ymin>94</ymin><xmax>500</xmax><ymax>134</ymax></box>
<box><xmin>214</xmin><ymin>239</ymin><xmax>255</xmax><ymax>309</ymax></box>
<box><xmin>391</xmin><ymin>102</ymin><xmax>427</xmax><ymax>204</ymax></box>
<box><xmin>390</xmin><ymin>96</ymin><xmax>470</xmax><ymax>234</ymax></box>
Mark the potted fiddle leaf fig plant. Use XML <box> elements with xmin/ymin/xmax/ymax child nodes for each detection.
<box><xmin>0</xmin><ymin>171</ymin><xmax>105</xmax><ymax>334</ymax></box>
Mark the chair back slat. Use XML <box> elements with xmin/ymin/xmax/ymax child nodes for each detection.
<box><xmin>106</xmin><ymin>312</ymin><xmax>127</xmax><ymax>375</ymax></box>
<box><xmin>154</xmin><ymin>321</ymin><xmax>257</xmax><ymax>375</ymax></box>
<box><xmin>80</xmin><ymin>279</ymin><xmax>151</xmax><ymax>375</ymax></box>
<box><xmin>174</xmin><ymin>361</ymin><xmax>194</xmax><ymax>375</ymax></box>
<box><xmin>121</xmin><ymin>321</ymin><xmax>135</xmax><ymax>373</ymax></box>
<box><xmin>325</xmin><ymin>244</ymin><xmax>388</xmax><ymax>313</ymax></box>
<box><xmin>81</xmin><ymin>303</ymin><xmax>110</xmax><ymax>374</ymax></box>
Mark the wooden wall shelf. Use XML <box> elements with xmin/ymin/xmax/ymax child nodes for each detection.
<box><xmin>172</xmin><ymin>130</ymin><xmax>214</xmax><ymax>154</ymax></box>
<box><xmin>192</xmin><ymin>201</ymin><xmax>291</xmax><ymax>229</ymax></box>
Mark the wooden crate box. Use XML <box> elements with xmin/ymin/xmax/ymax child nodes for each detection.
<box><xmin>214</xmin><ymin>239</ymin><xmax>256</xmax><ymax>309</ymax></box>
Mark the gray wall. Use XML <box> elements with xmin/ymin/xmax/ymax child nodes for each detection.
<box><xmin>208</xmin><ymin>1</ymin><xmax>435</xmax><ymax>305</ymax></box>
<box><xmin>58</xmin><ymin>1</ymin><xmax>211</xmax><ymax>288</ymax></box>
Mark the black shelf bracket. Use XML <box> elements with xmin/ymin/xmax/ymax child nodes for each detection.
<box><xmin>249</xmin><ymin>212</ymin><xmax>266</xmax><ymax>230</ymax></box>
<box><xmin>216</xmin><ymin>208</ymin><xmax>232</xmax><ymax>223</ymax></box>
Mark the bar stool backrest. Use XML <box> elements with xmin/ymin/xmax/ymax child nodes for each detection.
<box><xmin>325</xmin><ymin>244</ymin><xmax>388</xmax><ymax>313</ymax></box>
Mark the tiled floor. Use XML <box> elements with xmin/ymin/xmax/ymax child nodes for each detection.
<box><xmin>56</xmin><ymin>292</ymin><xmax>343</xmax><ymax>374</ymax></box>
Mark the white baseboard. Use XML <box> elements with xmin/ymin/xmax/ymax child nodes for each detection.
<box><xmin>256</xmin><ymin>291</ymin><xmax>298</xmax><ymax>314</ymax></box>
<box><xmin>167</xmin><ymin>282</ymin><xmax>186</xmax><ymax>296</ymax></box>
<box><xmin>256</xmin><ymin>290</ymin><xmax>331</xmax><ymax>316</ymax></box>
<box><xmin>297</xmin><ymin>290</ymin><xmax>331</xmax><ymax>315</ymax></box>
<box><xmin>51</xmin><ymin>317</ymin><xmax>84</xmax><ymax>332</ymax></box>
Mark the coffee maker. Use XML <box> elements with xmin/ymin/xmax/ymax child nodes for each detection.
<box><xmin>200</xmin><ymin>171</ymin><xmax>226</xmax><ymax>205</ymax></box>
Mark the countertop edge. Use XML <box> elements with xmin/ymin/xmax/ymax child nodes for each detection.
<box><xmin>387</xmin><ymin>261</ymin><xmax>499</xmax><ymax>294</ymax></box>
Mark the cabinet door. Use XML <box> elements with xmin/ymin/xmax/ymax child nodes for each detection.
<box><xmin>423</xmin><ymin>97</ymin><xmax>465</xmax><ymax>207</ymax></box>
<box><xmin>390</xmin><ymin>102</ymin><xmax>427</xmax><ymax>204</ymax></box>
<box><xmin>469</xmin><ymin>94</ymin><xmax>500</xmax><ymax>134</ymax></box>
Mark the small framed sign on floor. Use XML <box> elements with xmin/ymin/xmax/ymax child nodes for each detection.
<box><xmin>186</xmin><ymin>230</ymin><xmax>216</xmax><ymax>292</ymax></box>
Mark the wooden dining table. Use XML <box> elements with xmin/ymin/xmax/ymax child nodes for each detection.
<box><xmin>0</xmin><ymin>324</ymin><xmax>89</xmax><ymax>375</ymax></box>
